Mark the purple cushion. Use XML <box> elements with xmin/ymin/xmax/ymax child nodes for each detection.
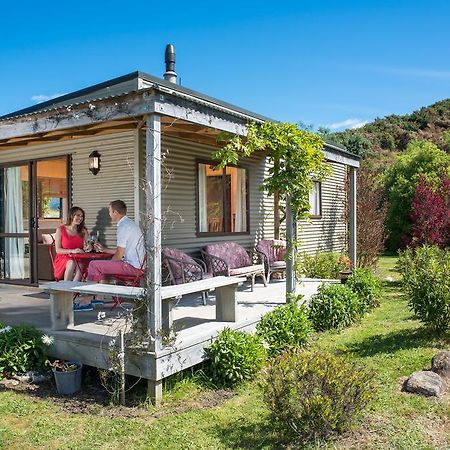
<box><xmin>229</xmin><ymin>264</ymin><xmax>264</xmax><ymax>276</ymax></box>
<box><xmin>203</xmin><ymin>242</ymin><xmax>251</xmax><ymax>269</ymax></box>
<box><xmin>256</xmin><ymin>240</ymin><xmax>286</xmax><ymax>264</ymax></box>
<box><xmin>162</xmin><ymin>247</ymin><xmax>202</xmax><ymax>281</ymax></box>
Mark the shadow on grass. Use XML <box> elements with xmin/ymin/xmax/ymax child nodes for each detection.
<box><xmin>211</xmin><ymin>418</ymin><xmax>286</xmax><ymax>450</ymax></box>
<box><xmin>347</xmin><ymin>327</ymin><xmax>447</xmax><ymax>357</ymax></box>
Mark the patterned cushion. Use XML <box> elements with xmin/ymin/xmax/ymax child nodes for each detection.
<box><xmin>271</xmin><ymin>261</ymin><xmax>286</xmax><ymax>269</ymax></box>
<box><xmin>203</xmin><ymin>242</ymin><xmax>251</xmax><ymax>269</ymax></box>
<box><xmin>162</xmin><ymin>247</ymin><xmax>202</xmax><ymax>282</ymax></box>
<box><xmin>229</xmin><ymin>264</ymin><xmax>264</xmax><ymax>276</ymax></box>
<box><xmin>256</xmin><ymin>239</ymin><xmax>286</xmax><ymax>264</ymax></box>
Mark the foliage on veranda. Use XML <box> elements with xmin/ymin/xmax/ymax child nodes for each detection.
<box><xmin>214</xmin><ymin>121</ymin><xmax>331</xmax><ymax>218</ymax></box>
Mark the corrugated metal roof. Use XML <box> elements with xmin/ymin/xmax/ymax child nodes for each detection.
<box><xmin>0</xmin><ymin>69</ymin><xmax>359</xmax><ymax>160</ymax></box>
<box><xmin>0</xmin><ymin>70</ymin><xmax>272</xmax><ymax>123</ymax></box>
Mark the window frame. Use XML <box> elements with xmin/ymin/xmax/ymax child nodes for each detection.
<box><xmin>309</xmin><ymin>181</ymin><xmax>322</xmax><ymax>219</ymax></box>
<box><xmin>195</xmin><ymin>160</ymin><xmax>250</xmax><ymax>237</ymax></box>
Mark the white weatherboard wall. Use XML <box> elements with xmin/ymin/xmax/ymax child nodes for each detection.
<box><xmin>0</xmin><ymin>131</ymin><xmax>136</xmax><ymax>247</ymax></box>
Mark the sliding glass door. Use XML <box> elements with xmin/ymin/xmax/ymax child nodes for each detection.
<box><xmin>0</xmin><ymin>157</ymin><xmax>69</xmax><ymax>285</ymax></box>
<box><xmin>0</xmin><ymin>164</ymin><xmax>30</xmax><ymax>282</ymax></box>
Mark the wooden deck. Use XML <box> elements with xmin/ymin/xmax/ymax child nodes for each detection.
<box><xmin>0</xmin><ymin>278</ymin><xmax>335</xmax><ymax>395</ymax></box>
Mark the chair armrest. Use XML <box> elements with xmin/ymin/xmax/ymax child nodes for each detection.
<box><xmin>248</xmin><ymin>249</ymin><xmax>263</xmax><ymax>265</ymax></box>
<box><xmin>255</xmin><ymin>250</ymin><xmax>269</xmax><ymax>269</ymax></box>
<box><xmin>192</xmin><ymin>257</ymin><xmax>208</xmax><ymax>273</ymax></box>
<box><xmin>163</xmin><ymin>255</ymin><xmax>205</xmax><ymax>283</ymax></box>
<box><xmin>201</xmin><ymin>250</ymin><xmax>230</xmax><ymax>276</ymax></box>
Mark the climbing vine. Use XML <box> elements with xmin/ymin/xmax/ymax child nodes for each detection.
<box><xmin>214</xmin><ymin>121</ymin><xmax>331</xmax><ymax>218</ymax></box>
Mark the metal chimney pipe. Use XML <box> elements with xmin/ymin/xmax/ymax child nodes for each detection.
<box><xmin>164</xmin><ymin>44</ymin><xmax>177</xmax><ymax>84</ymax></box>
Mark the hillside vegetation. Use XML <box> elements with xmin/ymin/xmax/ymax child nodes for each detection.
<box><xmin>327</xmin><ymin>99</ymin><xmax>450</xmax><ymax>159</ymax></box>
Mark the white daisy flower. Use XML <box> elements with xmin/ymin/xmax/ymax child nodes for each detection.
<box><xmin>41</xmin><ymin>335</ymin><xmax>54</xmax><ymax>346</ymax></box>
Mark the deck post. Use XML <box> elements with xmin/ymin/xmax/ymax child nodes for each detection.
<box><xmin>147</xmin><ymin>379</ymin><xmax>163</xmax><ymax>405</ymax></box>
<box><xmin>146</xmin><ymin>114</ymin><xmax>163</xmax><ymax>353</ymax></box>
<box><xmin>215</xmin><ymin>283</ymin><xmax>238</xmax><ymax>322</ymax></box>
<box><xmin>50</xmin><ymin>291</ymin><xmax>74</xmax><ymax>330</ymax></box>
<box><xmin>285</xmin><ymin>195</ymin><xmax>296</xmax><ymax>300</ymax></box>
<box><xmin>349</xmin><ymin>167</ymin><xmax>357</xmax><ymax>266</ymax></box>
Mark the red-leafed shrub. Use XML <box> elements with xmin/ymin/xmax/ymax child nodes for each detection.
<box><xmin>409</xmin><ymin>174</ymin><xmax>450</xmax><ymax>247</ymax></box>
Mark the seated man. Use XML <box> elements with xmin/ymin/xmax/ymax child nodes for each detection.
<box><xmin>87</xmin><ymin>200</ymin><xmax>145</xmax><ymax>284</ymax></box>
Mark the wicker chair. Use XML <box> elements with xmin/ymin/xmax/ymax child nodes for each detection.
<box><xmin>201</xmin><ymin>242</ymin><xmax>267</xmax><ymax>292</ymax></box>
<box><xmin>255</xmin><ymin>239</ymin><xmax>286</xmax><ymax>281</ymax></box>
<box><xmin>162</xmin><ymin>247</ymin><xmax>212</xmax><ymax>305</ymax></box>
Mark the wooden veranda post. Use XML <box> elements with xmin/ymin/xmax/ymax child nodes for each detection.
<box><xmin>145</xmin><ymin>113</ymin><xmax>163</xmax><ymax>402</ymax></box>
<box><xmin>349</xmin><ymin>167</ymin><xmax>357</xmax><ymax>266</ymax></box>
<box><xmin>285</xmin><ymin>195</ymin><xmax>296</xmax><ymax>300</ymax></box>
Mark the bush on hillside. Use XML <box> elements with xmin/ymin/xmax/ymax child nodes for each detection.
<box><xmin>383</xmin><ymin>140</ymin><xmax>450</xmax><ymax>250</ymax></box>
<box><xmin>409</xmin><ymin>174</ymin><xmax>450</xmax><ymax>247</ymax></box>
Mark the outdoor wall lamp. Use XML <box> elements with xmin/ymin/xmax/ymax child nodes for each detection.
<box><xmin>89</xmin><ymin>150</ymin><xmax>101</xmax><ymax>175</ymax></box>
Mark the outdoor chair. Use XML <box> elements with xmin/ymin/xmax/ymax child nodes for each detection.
<box><xmin>110</xmin><ymin>255</ymin><xmax>147</xmax><ymax>310</ymax></box>
<box><xmin>255</xmin><ymin>239</ymin><xmax>287</xmax><ymax>281</ymax></box>
<box><xmin>162</xmin><ymin>247</ymin><xmax>212</xmax><ymax>305</ymax></box>
<box><xmin>201</xmin><ymin>242</ymin><xmax>267</xmax><ymax>292</ymax></box>
<box><xmin>48</xmin><ymin>237</ymin><xmax>60</xmax><ymax>282</ymax></box>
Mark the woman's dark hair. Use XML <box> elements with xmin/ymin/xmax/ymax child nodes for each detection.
<box><xmin>66</xmin><ymin>206</ymin><xmax>87</xmax><ymax>236</ymax></box>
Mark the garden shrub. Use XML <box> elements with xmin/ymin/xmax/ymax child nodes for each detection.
<box><xmin>206</xmin><ymin>327</ymin><xmax>266</xmax><ymax>388</ymax></box>
<box><xmin>309</xmin><ymin>283</ymin><xmax>361</xmax><ymax>331</ymax></box>
<box><xmin>0</xmin><ymin>324</ymin><xmax>48</xmax><ymax>378</ymax></box>
<box><xmin>398</xmin><ymin>245</ymin><xmax>450</xmax><ymax>333</ymax></box>
<box><xmin>297</xmin><ymin>252</ymin><xmax>351</xmax><ymax>279</ymax></box>
<box><xmin>262</xmin><ymin>349</ymin><xmax>374</xmax><ymax>444</ymax></box>
<box><xmin>256</xmin><ymin>299</ymin><xmax>312</xmax><ymax>356</ymax></box>
<box><xmin>383</xmin><ymin>140</ymin><xmax>450</xmax><ymax>250</ymax></box>
<box><xmin>409</xmin><ymin>174</ymin><xmax>450</xmax><ymax>247</ymax></box>
<box><xmin>346</xmin><ymin>268</ymin><xmax>381</xmax><ymax>313</ymax></box>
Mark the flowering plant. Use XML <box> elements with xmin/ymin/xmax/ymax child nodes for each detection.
<box><xmin>47</xmin><ymin>359</ymin><xmax>79</xmax><ymax>372</ymax></box>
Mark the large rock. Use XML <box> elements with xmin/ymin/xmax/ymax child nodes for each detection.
<box><xmin>431</xmin><ymin>351</ymin><xmax>450</xmax><ymax>380</ymax></box>
<box><xmin>403</xmin><ymin>370</ymin><xmax>445</xmax><ymax>397</ymax></box>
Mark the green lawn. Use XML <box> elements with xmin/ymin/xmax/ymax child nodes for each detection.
<box><xmin>0</xmin><ymin>257</ymin><xmax>449</xmax><ymax>449</ymax></box>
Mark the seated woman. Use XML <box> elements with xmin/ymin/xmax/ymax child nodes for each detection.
<box><xmin>53</xmin><ymin>206</ymin><xmax>91</xmax><ymax>282</ymax></box>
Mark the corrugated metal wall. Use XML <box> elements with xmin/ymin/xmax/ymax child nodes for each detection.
<box><xmin>0</xmin><ymin>131</ymin><xmax>136</xmax><ymax>247</ymax></box>
<box><xmin>0</xmin><ymin>128</ymin><xmax>347</xmax><ymax>258</ymax></box>
<box><xmin>143</xmin><ymin>135</ymin><xmax>275</xmax><ymax>253</ymax></box>
<box><xmin>71</xmin><ymin>132</ymin><xmax>136</xmax><ymax>246</ymax></box>
<box><xmin>298</xmin><ymin>161</ymin><xmax>348</xmax><ymax>254</ymax></box>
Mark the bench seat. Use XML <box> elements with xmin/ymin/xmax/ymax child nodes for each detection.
<box><xmin>41</xmin><ymin>276</ymin><xmax>243</xmax><ymax>334</ymax></box>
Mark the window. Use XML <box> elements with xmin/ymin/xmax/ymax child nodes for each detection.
<box><xmin>309</xmin><ymin>181</ymin><xmax>322</xmax><ymax>217</ymax></box>
<box><xmin>197</xmin><ymin>163</ymin><xmax>248</xmax><ymax>233</ymax></box>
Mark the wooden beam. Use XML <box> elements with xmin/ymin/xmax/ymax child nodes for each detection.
<box><xmin>0</xmin><ymin>88</ymin><xmax>252</xmax><ymax>142</ymax></box>
<box><xmin>0</xmin><ymin>126</ymin><xmax>138</xmax><ymax>150</ymax></box>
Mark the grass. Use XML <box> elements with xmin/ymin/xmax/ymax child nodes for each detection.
<box><xmin>0</xmin><ymin>256</ymin><xmax>449</xmax><ymax>449</ymax></box>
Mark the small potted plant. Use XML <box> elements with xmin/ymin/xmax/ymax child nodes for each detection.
<box><xmin>338</xmin><ymin>256</ymin><xmax>353</xmax><ymax>284</ymax></box>
<box><xmin>49</xmin><ymin>359</ymin><xmax>83</xmax><ymax>395</ymax></box>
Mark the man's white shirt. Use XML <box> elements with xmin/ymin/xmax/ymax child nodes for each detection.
<box><xmin>116</xmin><ymin>216</ymin><xmax>145</xmax><ymax>268</ymax></box>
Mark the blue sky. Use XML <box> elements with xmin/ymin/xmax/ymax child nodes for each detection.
<box><xmin>1</xmin><ymin>0</ymin><xmax>449</xmax><ymax>131</ymax></box>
